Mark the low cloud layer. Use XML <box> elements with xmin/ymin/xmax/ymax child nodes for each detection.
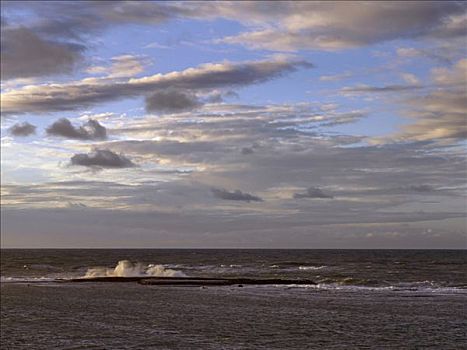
<box><xmin>9</xmin><ymin>122</ymin><xmax>37</xmax><ymax>137</ymax></box>
<box><xmin>212</xmin><ymin>188</ymin><xmax>263</xmax><ymax>202</ymax></box>
<box><xmin>70</xmin><ymin>149</ymin><xmax>135</xmax><ymax>168</ymax></box>
<box><xmin>46</xmin><ymin>118</ymin><xmax>107</xmax><ymax>140</ymax></box>
<box><xmin>293</xmin><ymin>187</ymin><xmax>334</xmax><ymax>199</ymax></box>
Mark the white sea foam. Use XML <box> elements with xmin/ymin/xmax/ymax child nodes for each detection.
<box><xmin>298</xmin><ymin>265</ymin><xmax>327</xmax><ymax>271</ymax></box>
<box><xmin>83</xmin><ymin>260</ymin><xmax>186</xmax><ymax>278</ymax></box>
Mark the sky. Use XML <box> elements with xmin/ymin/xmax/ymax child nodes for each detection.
<box><xmin>1</xmin><ymin>1</ymin><xmax>466</xmax><ymax>248</ymax></box>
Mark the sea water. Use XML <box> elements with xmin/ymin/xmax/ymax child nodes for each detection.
<box><xmin>1</xmin><ymin>249</ymin><xmax>466</xmax><ymax>349</ymax></box>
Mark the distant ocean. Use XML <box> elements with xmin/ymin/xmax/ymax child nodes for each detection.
<box><xmin>1</xmin><ymin>249</ymin><xmax>466</xmax><ymax>349</ymax></box>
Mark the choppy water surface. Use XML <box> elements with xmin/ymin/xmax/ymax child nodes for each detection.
<box><xmin>1</xmin><ymin>249</ymin><xmax>466</xmax><ymax>349</ymax></box>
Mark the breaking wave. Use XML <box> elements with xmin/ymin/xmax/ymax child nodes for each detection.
<box><xmin>298</xmin><ymin>265</ymin><xmax>327</xmax><ymax>271</ymax></box>
<box><xmin>83</xmin><ymin>260</ymin><xmax>186</xmax><ymax>278</ymax></box>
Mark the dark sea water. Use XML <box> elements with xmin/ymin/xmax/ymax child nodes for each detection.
<box><xmin>1</xmin><ymin>249</ymin><xmax>466</xmax><ymax>349</ymax></box>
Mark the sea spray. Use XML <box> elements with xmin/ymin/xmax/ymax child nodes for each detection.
<box><xmin>84</xmin><ymin>260</ymin><xmax>186</xmax><ymax>278</ymax></box>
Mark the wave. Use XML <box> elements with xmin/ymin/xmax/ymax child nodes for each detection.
<box><xmin>273</xmin><ymin>261</ymin><xmax>310</xmax><ymax>267</ymax></box>
<box><xmin>1</xmin><ymin>260</ymin><xmax>187</xmax><ymax>282</ymax></box>
<box><xmin>83</xmin><ymin>260</ymin><xmax>186</xmax><ymax>278</ymax></box>
<box><xmin>298</xmin><ymin>265</ymin><xmax>327</xmax><ymax>271</ymax></box>
<box><xmin>269</xmin><ymin>262</ymin><xmax>330</xmax><ymax>271</ymax></box>
<box><xmin>285</xmin><ymin>279</ymin><xmax>467</xmax><ymax>294</ymax></box>
<box><xmin>2</xmin><ymin>260</ymin><xmax>465</xmax><ymax>294</ymax></box>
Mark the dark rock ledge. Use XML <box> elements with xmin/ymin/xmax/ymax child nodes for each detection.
<box><xmin>63</xmin><ymin>276</ymin><xmax>316</xmax><ymax>286</ymax></box>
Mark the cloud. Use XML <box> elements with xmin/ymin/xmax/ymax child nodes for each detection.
<box><xmin>144</xmin><ymin>42</ymin><xmax>171</xmax><ymax>49</ymax></box>
<box><xmin>216</xmin><ymin>2</ymin><xmax>466</xmax><ymax>51</ymax></box>
<box><xmin>9</xmin><ymin>122</ymin><xmax>36</xmax><ymax>137</ymax></box>
<box><xmin>320</xmin><ymin>71</ymin><xmax>352</xmax><ymax>82</ymax></box>
<box><xmin>319</xmin><ymin>112</ymin><xmax>365</xmax><ymax>127</ymax></box>
<box><xmin>375</xmin><ymin>59</ymin><xmax>467</xmax><ymax>144</ymax></box>
<box><xmin>67</xmin><ymin>201</ymin><xmax>87</xmax><ymax>208</ymax></box>
<box><xmin>396</xmin><ymin>44</ymin><xmax>465</xmax><ymax>64</ymax></box>
<box><xmin>3</xmin><ymin>105</ymin><xmax>465</xmax><ymax>246</ymax></box>
<box><xmin>146</xmin><ymin>90</ymin><xmax>201</xmax><ymax>113</ymax></box>
<box><xmin>0</xmin><ymin>27</ymin><xmax>84</xmax><ymax>80</ymax></box>
<box><xmin>70</xmin><ymin>149</ymin><xmax>136</xmax><ymax>168</ymax></box>
<box><xmin>46</xmin><ymin>118</ymin><xmax>107</xmax><ymax>140</ymax></box>
<box><xmin>86</xmin><ymin>55</ymin><xmax>150</xmax><ymax>78</ymax></box>
<box><xmin>241</xmin><ymin>147</ymin><xmax>254</xmax><ymax>155</ymax></box>
<box><xmin>398</xmin><ymin>89</ymin><xmax>467</xmax><ymax>142</ymax></box>
<box><xmin>0</xmin><ymin>1</ymin><xmax>187</xmax><ymax>79</ymax></box>
<box><xmin>341</xmin><ymin>84</ymin><xmax>421</xmax><ymax>94</ymax></box>
<box><xmin>3</xmin><ymin>1</ymin><xmax>465</xmax><ymax>68</ymax></box>
<box><xmin>406</xmin><ymin>185</ymin><xmax>434</xmax><ymax>193</ymax></box>
<box><xmin>293</xmin><ymin>187</ymin><xmax>334</xmax><ymax>199</ymax></box>
<box><xmin>211</xmin><ymin>188</ymin><xmax>263</xmax><ymax>202</ymax></box>
<box><xmin>431</xmin><ymin>58</ymin><xmax>467</xmax><ymax>86</ymax></box>
<box><xmin>1</xmin><ymin>57</ymin><xmax>311</xmax><ymax>115</ymax></box>
<box><xmin>401</xmin><ymin>73</ymin><xmax>420</xmax><ymax>85</ymax></box>
<box><xmin>105</xmin><ymin>102</ymin><xmax>368</xmax><ymax>168</ymax></box>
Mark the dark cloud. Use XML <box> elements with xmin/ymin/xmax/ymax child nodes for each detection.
<box><xmin>241</xmin><ymin>147</ymin><xmax>254</xmax><ymax>155</ymax></box>
<box><xmin>146</xmin><ymin>90</ymin><xmax>201</xmax><ymax>113</ymax></box>
<box><xmin>406</xmin><ymin>185</ymin><xmax>435</xmax><ymax>193</ymax></box>
<box><xmin>2</xmin><ymin>58</ymin><xmax>311</xmax><ymax>115</ymax></box>
<box><xmin>211</xmin><ymin>188</ymin><xmax>263</xmax><ymax>202</ymax></box>
<box><xmin>9</xmin><ymin>122</ymin><xmax>36</xmax><ymax>137</ymax></box>
<box><xmin>293</xmin><ymin>187</ymin><xmax>334</xmax><ymax>199</ymax></box>
<box><xmin>70</xmin><ymin>149</ymin><xmax>135</xmax><ymax>168</ymax></box>
<box><xmin>0</xmin><ymin>27</ymin><xmax>84</xmax><ymax>80</ymax></box>
<box><xmin>46</xmin><ymin>118</ymin><xmax>107</xmax><ymax>140</ymax></box>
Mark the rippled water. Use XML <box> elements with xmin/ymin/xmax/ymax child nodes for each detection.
<box><xmin>1</xmin><ymin>249</ymin><xmax>466</xmax><ymax>349</ymax></box>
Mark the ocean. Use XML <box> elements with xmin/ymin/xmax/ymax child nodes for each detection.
<box><xmin>1</xmin><ymin>249</ymin><xmax>466</xmax><ymax>349</ymax></box>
